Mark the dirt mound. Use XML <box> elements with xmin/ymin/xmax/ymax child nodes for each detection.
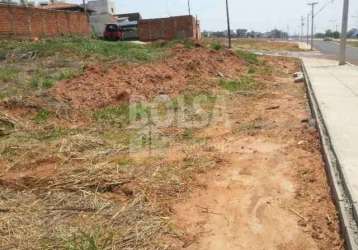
<box><xmin>52</xmin><ymin>47</ymin><xmax>245</xmax><ymax>109</ymax></box>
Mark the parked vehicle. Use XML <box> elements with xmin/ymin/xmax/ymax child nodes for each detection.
<box><xmin>103</xmin><ymin>24</ymin><xmax>123</xmax><ymax>41</ymax></box>
<box><xmin>120</xmin><ymin>24</ymin><xmax>139</xmax><ymax>40</ymax></box>
<box><xmin>323</xmin><ymin>37</ymin><xmax>333</xmax><ymax>42</ymax></box>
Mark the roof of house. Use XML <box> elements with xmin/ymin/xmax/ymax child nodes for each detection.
<box><xmin>0</xmin><ymin>2</ymin><xmax>18</xmax><ymax>6</ymax></box>
<box><xmin>114</xmin><ymin>12</ymin><xmax>142</xmax><ymax>22</ymax></box>
<box><xmin>118</xmin><ymin>20</ymin><xmax>138</xmax><ymax>27</ymax></box>
<box><xmin>40</xmin><ymin>3</ymin><xmax>94</xmax><ymax>12</ymax></box>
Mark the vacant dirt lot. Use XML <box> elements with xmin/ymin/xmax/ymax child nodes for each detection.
<box><xmin>174</xmin><ymin>58</ymin><xmax>342</xmax><ymax>249</ymax></box>
<box><xmin>233</xmin><ymin>39</ymin><xmax>303</xmax><ymax>51</ymax></box>
<box><xmin>205</xmin><ymin>38</ymin><xmax>304</xmax><ymax>52</ymax></box>
<box><xmin>0</xmin><ymin>38</ymin><xmax>342</xmax><ymax>249</ymax></box>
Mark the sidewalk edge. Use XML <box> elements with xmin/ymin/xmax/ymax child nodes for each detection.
<box><xmin>301</xmin><ymin>60</ymin><xmax>358</xmax><ymax>250</ymax></box>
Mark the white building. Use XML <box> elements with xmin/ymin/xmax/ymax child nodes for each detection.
<box><xmin>87</xmin><ymin>0</ymin><xmax>115</xmax><ymax>15</ymax></box>
<box><xmin>87</xmin><ymin>0</ymin><xmax>116</xmax><ymax>37</ymax></box>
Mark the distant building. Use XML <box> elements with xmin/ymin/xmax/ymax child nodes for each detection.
<box><xmin>87</xmin><ymin>0</ymin><xmax>116</xmax><ymax>37</ymax></box>
<box><xmin>87</xmin><ymin>0</ymin><xmax>115</xmax><ymax>15</ymax></box>
<box><xmin>39</xmin><ymin>2</ymin><xmax>94</xmax><ymax>13</ymax></box>
<box><xmin>114</xmin><ymin>13</ymin><xmax>142</xmax><ymax>22</ymax></box>
<box><xmin>348</xmin><ymin>28</ymin><xmax>358</xmax><ymax>38</ymax></box>
<box><xmin>247</xmin><ymin>31</ymin><xmax>262</xmax><ymax>38</ymax></box>
<box><xmin>0</xmin><ymin>1</ymin><xmax>18</xmax><ymax>5</ymax></box>
<box><xmin>236</xmin><ymin>29</ymin><xmax>247</xmax><ymax>38</ymax></box>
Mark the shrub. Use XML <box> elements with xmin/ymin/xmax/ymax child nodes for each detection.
<box><xmin>210</xmin><ymin>42</ymin><xmax>223</xmax><ymax>51</ymax></box>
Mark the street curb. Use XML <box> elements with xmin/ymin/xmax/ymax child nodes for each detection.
<box><xmin>301</xmin><ymin>60</ymin><xmax>358</xmax><ymax>250</ymax></box>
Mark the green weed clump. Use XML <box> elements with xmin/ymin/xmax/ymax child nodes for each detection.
<box><xmin>0</xmin><ymin>66</ymin><xmax>19</xmax><ymax>82</ymax></box>
<box><xmin>65</xmin><ymin>230</ymin><xmax>113</xmax><ymax>250</ymax></box>
<box><xmin>30</xmin><ymin>68</ymin><xmax>79</xmax><ymax>89</ymax></box>
<box><xmin>42</xmin><ymin>78</ymin><xmax>54</xmax><ymax>89</ymax></box>
<box><xmin>235</xmin><ymin>50</ymin><xmax>259</xmax><ymax>65</ymax></box>
<box><xmin>219</xmin><ymin>76</ymin><xmax>256</xmax><ymax>92</ymax></box>
<box><xmin>94</xmin><ymin>103</ymin><xmax>150</xmax><ymax>127</ymax></box>
<box><xmin>152</xmin><ymin>39</ymin><xmax>196</xmax><ymax>49</ymax></box>
<box><xmin>56</xmin><ymin>68</ymin><xmax>77</xmax><ymax>80</ymax></box>
<box><xmin>30</xmin><ymin>74</ymin><xmax>53</xmax><ymax>89</ymax></box>
<box><xmin>0</xmin><ymin>37</ymin><xmax>167</xmax><ymax>62</ymax></box>
<box><xmin>181</xmin><ymin>39</ymin><xmax>196</xmax><ymax>49</ymax></box>
<box><xmin>210</xmin><ymin>42</ymin><xmax>223</xmax><ymax>51</ymax></box>
<box><xmin>33</xmin><ymin>109</ymin><xmax>51</xmax><ymax>124</ymax></box>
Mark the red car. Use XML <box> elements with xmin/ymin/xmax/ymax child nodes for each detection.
<box><xmin>103</xmin><ymin>24</ymin><xmax>123</xmax><ymax>41</ymax></box>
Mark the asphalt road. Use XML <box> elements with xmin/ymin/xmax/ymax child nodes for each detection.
<box><xmin>314</xmin><ymin>40</ymin><xmax>358</xmax><ymax>65</ymax></box>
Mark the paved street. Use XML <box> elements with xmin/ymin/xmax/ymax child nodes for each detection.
<box><xmin>314</xmin><ymin>40</ymin><xmax>358</xmax><ymax>65</ymax></box>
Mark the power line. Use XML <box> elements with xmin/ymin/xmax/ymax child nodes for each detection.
<box><xmin>315</xmin><ymin>0</ymin><xmax>335</xmax><ymax>17</ymax></box>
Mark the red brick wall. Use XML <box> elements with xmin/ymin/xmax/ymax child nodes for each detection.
<box><xmin>138</xmin><ymin>15</ymin><xmax>201</xmax><ymax>41</ymax></box>
<box><xmin>0</xmin><ymin>4</ymin><xmax>90</xmax><ymax>38</ymax></box>
<box><xmin>0</xmin><ymin>5</ymin><xmax>13</xmax><ymax>36</ymax></box>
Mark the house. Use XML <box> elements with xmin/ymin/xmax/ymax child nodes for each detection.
<box><xmin>39</xmin><ymin>2</ymin><xmax>94</xmax><ymax>13</ymax></box>
<box><xmin>86</xmin><ymin>0</ymin><xmax>116</xmax><ymax>37</ymax></box>
<box><xmin>87</xmin><ymin>0</ymin><xmax>115</xmax><ymax>15</ymax></box>
<box><xmin>0</xmin><ymin>1</ymin><xmax>18</xmax><ymax>6</ymax></box>
<box><xmin>114</xmin><ymin>12</ymin><xmax>142</xmax><ymax>22</ymax></box>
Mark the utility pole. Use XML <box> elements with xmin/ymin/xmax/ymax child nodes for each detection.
<box><xmin>287</xmin><ymin>25</ymin><xmax>290</xmax><ymax>40</ymax></box>
<box><xmin>308</xmin><ymin>2</ymin><xmax>318</xmax><ymax>50</ymax></box>
<box><xmin>225</xmin><ymin>0</ymin><xmax>232</xmax><ymax>48</ymax></box>
<box><xmin>83</xmin><ymin>0</ymin><xmax>87</xmax><ymax>16</ymax></box>
<box><xmin>187</xmin><ymin>0</ymin><xmax>191</xmax><ymax>16</ymax></box>
<box><xmin>301</xmin><ymin>16</ymin><xmax>305</xmax><ymax>41</ymax></box>
<box><xmin>307</xmin><ymin>14</ymin><xmax>310</xmax><ymax>45</ymax></box>
<box><xmin>339</xmin><ymin>0</ymin><xmax>349</xmax><ymax>65</ymax></box>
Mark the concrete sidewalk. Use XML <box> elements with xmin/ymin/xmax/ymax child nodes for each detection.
<box><xmin>302</xmin><ymin>57</ymin><xmax>358</xmax><ymax>248</ymax></box>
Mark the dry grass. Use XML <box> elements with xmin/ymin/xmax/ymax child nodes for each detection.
<box><xmin>347</xmin><ymin>40</ymin><xmax>358</xmax><ymax>47</ymax></box>
<box><xmin>0</xmin><ymin>90</ymin><xmax>229</xmax><ymax>249</ymax></box>
<box><xmin>0</xmin><ymin>38</ymin><xmax>283</xmax><ymax>249</ymax></box>
<box><xmin>232</xmin><ymin>38</ymin><xmax>303</xmax><ymax>52</ymax></box>
<box><xmin>0</xmin><ymin>124</ymin><xmax>223</xmax><ymax>249</ymax></box>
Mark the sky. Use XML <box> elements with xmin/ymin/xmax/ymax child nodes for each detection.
<box><xmin>50</xmin><ymin>0</ymin><xmax>358</xmax><ymax>34</ymax></box>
